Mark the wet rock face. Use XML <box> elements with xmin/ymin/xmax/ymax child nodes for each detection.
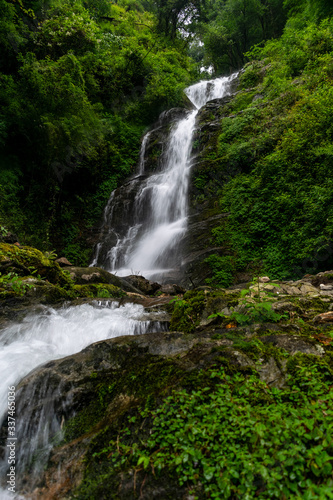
<box><xmin>91</xmin><ymin>80</ymin><xmax>241</xmax><ymax>286</ymax></box>
<box><xmin>92</xmin><ymin>106</ymin><xmax>193</xmax><ymax>273</ymax></box>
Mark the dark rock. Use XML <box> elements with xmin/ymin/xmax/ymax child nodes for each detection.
<box><xmin>260</xmin><ymin>334</ymin><xmax>323</xmax><ymax>356</ymax></box>
<box><xmin>67</xmin><ymin>266</ymin><xmax>144</xmax><ymax>294</ymax></box>
<box><xmin>123</xmin><ymin>275</ymin><xmax>161</xmax><ymax>295</ymax></box>
<box><xmin>159</xmin><ymin>283</ymin><xmax>185</xmax><ymax>295</ymax></box>
<box><xmin>67</xmin><ymin>266</ymin><xmax>122</xmax><ymax>286</ymax></box>
<box><xmin>0</xmin><ymin>231</ymin><xmax>19</xmax><ymax>244</ymax></box>
<box><xmin>310</xmin><ymin>270</ymin><xmax>333</xmax><ymax>287</ymax></box>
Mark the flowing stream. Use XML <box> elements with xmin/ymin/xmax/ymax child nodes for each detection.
<box><xmin>0</xmin><ymin>302</ymin><xmax>167</xmax><ymax>496</ymax></box>
<box><xmin>92</xmin><ymin>73</ymin><xmax>238</xmax><ymax>281</ymax></box>
<box><xmin>0</xmin><ymin>73</ymin><xmax>238</xmax><ymax>497</ymax></box>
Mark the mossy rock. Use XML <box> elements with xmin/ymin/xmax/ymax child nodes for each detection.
<box><xmin>0</xmin><ymin>243</ymin><xmax>74</xmax><ymax>289</ymax></box>
<box><xmin>29</xmin><ymin>281</ymin><xmax>76</xmax><ymax>303</ymax></box>
<box><xmin>169</xmin><ymin>290</ymin><xmax>206</xmax><ymax>333</ymax></box>
<box><xmin>74</xmin><ymin>284</ymin><xmax>126</xmax><ymax>299</ymax></box>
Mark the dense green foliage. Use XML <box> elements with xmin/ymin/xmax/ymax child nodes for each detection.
<box><xmin>1</xmin><ymin>0</ymin><xmax>333</xmax><ymax>281</ymax></box>
<box><xmin>204</xmin><ymin>13</ymin><xmax>333</xmax><ymax>284</ymax></box>
<box><xmin>197</xmin><ymin>0</ymin><xmax>286</xmax><ymax>73</ymax></box>
<box><xmin>77</xmin><ymin>353</ymin><xmax>333</xmax><ymax>499</ymax></box>
<box><xmin>0</xmin><ymin>0</ymin><xmax>194</xmax><ymax>262</ymax></box>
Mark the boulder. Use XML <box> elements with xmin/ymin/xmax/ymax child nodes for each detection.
<box><xmin>0</xmin><ymin>231</ymin><xmax>19</xmax><ymax>244</ymax></box>
<box><xmin>159</xmin><ymin>283</ymin><xmax>185</xmax><ymax>295</ymax></box>
<box><xmin>55</xmin><ymin>257</ymin><xmax>73</xmax><ymax>267</ymax></box>
<box><xmin>313</xmin><ymin>311</ymin><xmax>333</xmax><ymax>324</ymax></box>
<box><xmin>123</xmin><ymin>275</ymin><xmax>161</xmax><ymax>295</ymax></box>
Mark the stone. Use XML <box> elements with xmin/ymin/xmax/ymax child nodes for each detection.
<box><xmin>272</xmin><ymin>301</ymin><xmax>298</xmax><ymax>312</ymax></box>
<box><xmin>122</xmin><ymin>275</ymin><xmax>161</xmax><ymax>295</ymax></box>
<box><xmin>260</xmin><ymin>334</ymin><xmax>324</xmax><ymax>356</ymax></box>
<box><xmin>262</xmin><ymin>284</ymin><xmax>277</xmax><ymax>292</ymax></box>
<box><xmin>310</xmin><ymin>271</ymin><xmax>333</xmax><ymax>287</ymax></box>
<box><xmin>67</xmin><ymin>266</ymin><xmax>146</xmax><ymax>294</ymax></box>
<box><xmin>313</xmin><ymin>311</ymin><xmax>333</xmax><ymax>324</ymax></box>
<box><xmin>258</xmin><ymin>357</ymin><xmax>286</xmax><ymax>388</ymax></box>
<box><xmin>283</xmin><ymin>285</ymin><xmax>302</xmax><ymax>295</ymax></box>
<box><xmin>300</xmin><ymin>284</ymin><xmax>319</xmax><ymax>295</ymax></box>
<box><xmin>159</xmin><ymin>283</ymin><xmax>185</xmax><ymax>295</ymax></box>
<box><xmin>320</xmin><ymin>283</ymin><xmax>333</xmax><ymax>290</ymax></box>
<box><xmin>259</xmin><ymin>276</ymin><xmax>270</xmax><ymax>283</ymax></box>
<box><xmin>55</xmin><ymin>257</ymin><xmax>73</xmax><ymax>267</ymax></box>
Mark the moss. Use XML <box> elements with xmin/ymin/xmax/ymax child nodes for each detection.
<box><xmin>239</xmin><ymin>62</ymin><xmax>264</xmax><ymax>89</ymax></box>
<box><xmin>226</xmin><ymin>90</ymin><xmax>257</xmax><ymax>113</ymax></box>
<box><xmin>73</xmin><ymin>284</ymin><xmax>126</xmax><ymax>299</ymax></box>
<box><xmin>50</xmin><ymin>320</ymin><xmax>333</xmax><ymax>499</ymax></box>
<box><xmin>286</xmin><ymin>353</ymin><xmax>333</xmax><ymax>384</ymax></box>
<box><xmin>205</xmin><ymin>289</ymin><xmax>241</xmax><ymax>311</ymax></box>
<box><xmin>70</xmin><ymin>355</ymin><xmax>218</xmax><ymax>498</ymax></box>
<box><xmin>62</xmin><ymin>349</ymin><xmax>186</xmax><ymax>445</ymax></box>
<box><xmin>169</xmin><ymin>291</ymin><xmax>206</xmax><ymax>332</ymax></box>
<box><xmin>38</xmin><ymin>283</ymin><xmax>76</xmax><ymax>303</ymax></box>
<box><xmin>0</xmin><ymin>243</ymin><xmax>74</xmax><ymax>289</ymax></box>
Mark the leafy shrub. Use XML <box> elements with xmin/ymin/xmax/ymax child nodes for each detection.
<box><xmin>93</xmin><ymin>363</ymin><xmax>333</xmax><ymax>499</ymax></box>
<box><xmin>205</xmin><ymin>254</ymin><xmax>235</xmax><ymax>288</ymax></box>
<box><xmin>209</xmin><ymin>18</ymin><xmax>333</xmax><ymax>281</ymax></box>
<box><xmin>169</xmin><ymin>291</ymin><xmax>206</xmax><ymax>333</ymax></box>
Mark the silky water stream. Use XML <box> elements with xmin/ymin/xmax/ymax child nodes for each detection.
<box><xmin>92</xmin><ymin>73</ymin><xmax>238</xmax><ymax>281</ymax></box>
<box><xmin>0</xmin><ymin>73</ymin><xmax>238</xmax><ymax>497</ymax></box>
<box><xmin>0</xmin><ymin>302</ymin><xmax>167</xmax><ymax>497</ymax></box>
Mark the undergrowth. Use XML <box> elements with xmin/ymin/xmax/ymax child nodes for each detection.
<box><xmin>89</xmin><ymin>363</ymin><xmax>333</xmax><ymax>499</ymax></box>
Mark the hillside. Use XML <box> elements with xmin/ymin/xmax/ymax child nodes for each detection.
<box><xmin>193</xmin><ymin>15</ymin><xmax>333</xmax><ymax>284</ymax></box>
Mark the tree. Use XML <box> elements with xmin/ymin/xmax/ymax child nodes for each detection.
<box><xmin>150</xmin><ymin>0</ymin><xmax>205</xmax><ymax>38</ymax></box>
<box><xmin>200</xmin><ymin>0</ymin><xmax>286</xmax><ymax>73</ymax></box>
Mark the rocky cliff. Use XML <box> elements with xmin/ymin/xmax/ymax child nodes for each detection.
<box><xmin>92</xmin><ymin>76</ymin><xmax>241</xmax><ymax>287</ymax></box>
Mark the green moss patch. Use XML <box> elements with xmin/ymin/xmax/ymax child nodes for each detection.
<box><xmin>73</xmin><ymin>284</ymin><xmax>126</xmax><ymax>299</ymax></box>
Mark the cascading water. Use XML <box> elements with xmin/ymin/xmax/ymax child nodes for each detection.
<box><xmin>0</xmin><ymin>73</ymin><xmax>238</xmax><ymax>498</ymax></box>
<box><xmin>92</xmin><ymin>73</ymin><xmax>238</xmax><ymax>281</ymax></box>
<box><xmin>0</xmin><ymin>302</ymin><xmax>167</xmax><ymax>497</ymax></box>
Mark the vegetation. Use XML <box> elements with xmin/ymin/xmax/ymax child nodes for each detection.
<box><xmin>64</xmin><ymin>282</ymin><xmax>333</xmax><ymax>499</ymax></box>
<box><xmin>198</xmin><ymin>0</ymin><xmax>287</xmax><ymax>73</ymax></box>
<box><xmin>2</xmin><ymin>3</ymin><xmax>333</xmax><ymax>499</ymax></box>
<box><xmin>2</xmin><ymin>0</ymin><xmax>332</xmax><ymax>283</ymax></box>
<box><xmin>0</xmin><ymin>0</ymin><xmax>195</xmax><ymax>262</ymax></box>
<box><xmin>201</xmin><ymin>10</ymin><xmax>333</xmax><ymax>284</ymax></box>
<box><xmin>86</xmin><ymin>362</ymin><xmax>333</xmax><ymax>499</ymax></box>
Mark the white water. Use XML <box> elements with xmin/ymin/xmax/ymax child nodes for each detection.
<box><xmin>0</xmin><ymin>73</ymin><xmax>238</xmax><ymax>497</ymax></box>
<box><xmin>0</xmin><ymin>302</ymin><xmax>166</xmax><ymax>496</ymax></box>
<box><xmin>92</xmin><ymin>73</ymin><xmax>238</xmax><ymax>280</ymax></box>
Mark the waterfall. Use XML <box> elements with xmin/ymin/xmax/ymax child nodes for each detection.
<box><xmin>0</xmin><ymin>302</ymin><xmax>168</xmax><ymax>496</ymax></box>
<box><xmin>92</xmin><ymin>73</ymin><xmax>238</xmax><ymax>281</ymax></box>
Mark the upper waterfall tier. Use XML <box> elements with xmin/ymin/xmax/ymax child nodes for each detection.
<box><xmin>92</xmin><ymin>73</ymin><xmax>239</xmax><ymax>282</ymax></box>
